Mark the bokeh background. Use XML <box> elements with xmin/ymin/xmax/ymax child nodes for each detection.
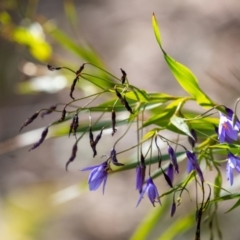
<box><xmin>1</xmin><ymin>0</ymin><xmax>240</xmax><ymax>239</ymax></box>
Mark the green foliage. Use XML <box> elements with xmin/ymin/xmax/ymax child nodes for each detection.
<box><xmin>1</xmin><ymin>5</ymin><xmax>240</xmax><ymax>240</ymax></box>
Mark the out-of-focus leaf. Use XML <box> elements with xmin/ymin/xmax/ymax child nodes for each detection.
<box><xmin>44</xmin><ymin>21</ymin><xmax>103</xmax><ymax>66</ymax></box>
<box><xmin>157</xmin><ymin>213</ymin><xmax>194</xmax><ymax>240</ymax></box>
<box><xmin>210</xmin><ymin>193</ymin><xmax>240</xmax><ymax>203</ymax></box>
<box><xmin>225</xmin><ymin>198</ymin><xmax>240</xmax><ymax>213</ymax></box>
<box><xmin>0</xmin><ymin>11</ymin><xmax>11</xmax><ymax>24</ymax></box>
<box><xmin>130</xmin><ymin>197</ymin><xmax>170</xmax><ymax>240</ymax></box>
<box><xmin>64</xmin><ymin>0</ymin><xmax>78</xmax><ymax>27</ymax></box>
<box><xmin>214</xmin><ymin>172</ymin><xmax>222</xmax><ymax>199</ymax></box>
<box><xmin>13</xmin><ymin>27</ymin><xmax>51</xmax><ymax>61</ymax></box>
<box><xmin>170</xmin><ymin>115</ymin><xmax>194</xmax><ymax>139</ymax></box>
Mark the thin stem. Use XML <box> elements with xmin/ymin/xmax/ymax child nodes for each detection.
<box><xmin>85</xmin><ymin>62</ymin><xmax>121</xmax><ymax>82</ymax></box>
<box><xmin>113</xmin><ymin>121</ymin><xmax>133</xmax><ymax>148</ymax></box>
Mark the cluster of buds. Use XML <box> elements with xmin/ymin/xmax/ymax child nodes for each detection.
<box><xmin>19</xmin><ymin>63</ymin><xmax>240</xmax><ymax>222</ymax></box>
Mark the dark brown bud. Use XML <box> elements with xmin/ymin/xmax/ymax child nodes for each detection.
<box><xmin>154</xmin><ymin>136</ymin><xmax>162</xmax><ymax>168</ymax></box>
<box><xmin>89</xmin><ymin>127</ymin><xmax>97</xmax><ymax>157</ymax></box>
<box><xmin>115</xmin><ymin>89</ymin><xmax>123</xmax><ymax>99</ymax></box>
<box><xmin>59</xmin><ymin>109</ymin><xmax>66</xmax><ymax>122</ymax></box>
<box><xmin>162</xmin><ymin>169</ymin><xmax>173</xmax><ymax>188</ymax></box>
<box><xmin>69</xmin><ymin>114</ymin><xmax>79</xmax><ymax>137</ymax></box>
<box><xmin>65</xmin><ymin>142</ymin><xmax>78</xmax><ymax>171</ymax></box>
<box><xmin>19</xmin><ymin>111</ymin><xmax>39</xmax><ymax>132</ymax></box>
<box><xmin>188</xmin><ymin>129</ymin><xmax>197</xmax><ymax>149</ymax></box>
<box><xmin>70</xmin><ymin>76</ymin><xmax>79</xmax><ymax>100</ymax></box>
<box><xmin>120</xmin><ymin>68</ymin><xmax>127</xmax><ymax>84</ymax></box>
<box><xmin>76</xmin><ymin>63</ymin><xmax>85</xmax><ymax>76</ymax></box>
<box><xmin>111</xmin><ymin>110</ymin><xmax>117</xmax><ymax>136</ymax></box>
<box><xmin>41</xmin><ymin>105</ymin><xmax>57</xmax><ymax>118</ymax></box>
<box><xmin>94</xmin><ymin>128</ymin><xmax>103</xmax><ymax>145</ymax></box>
<box><xmin>123</xmin><ymin>96</ymin><xmax>133</xmax><ymax>114</ymax></box>
<box><xmin>138</xmin><ymin>152</ymin><xmax>146</xmax><ymax>193</ymax></box>
<box><xmin>47</xmin><ymin>64</ymin><xmax>62</xmax><ymax>71</ymax></box>
<box><xmin>29</xmin><ymin>126</ymin><xmax>49</xmax><ymax>151</ymax></box>
<box><xmin>110</xmin><ymin>148</ymin><xmax>124</xmax><ymax>166</ymax></box>
<box><xmin>73</xmin><ymin>114</ymin><xmax>79</xmax><ymax>135</ymax></box>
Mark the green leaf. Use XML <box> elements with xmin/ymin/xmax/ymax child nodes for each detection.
<box><xmin>225</xmin><ymin>198</ymin><xmax>240</xmax><ymax>213</ymax></box>
<box><xmin>44</xmin><ymin>21</ymin><xmax>103</xmax><ymax>67</ymax></box>
<box><xmin>152</xmin><ymin>13</ymin><xmax>215</xmax><ymax>108</ymax></box>
<box><xmin>210</xmin><ymin>193</ymin><xmax>240</xmax><ymax>203</ymax></box>
<box><xmin>125</xmin><ymin>89</ymin><xmax>149</xmax><ymax>103</ymax></box>
<box><xmin>63</xmin><ymin>0</ymin><xmax>78</xmax><ymax>28</ymax></box>
<box><xmin>144</xmin><ymin>98</ymin><xmax>187</xmax><ymax>128</ymax></box>
<box><xmin>170</xmin><ymin>115</ymin><xmax>194</xmax><ymax>139</ymax></box>
<box><xmin>214</xmin><ymin>172</ymin><xmax>222</xmax><ymax>199</ymax></box>
<box><xmin>157</xmin><ymin>213</ymin><xmax>194</xmax><ymax>240</ymax></box>
<box><xmin>152</xmin><ymin>13</ymin><xmax>163</xmax><ymax>49</ymax></box>
<box><xmin>130</xmin><ymin>200</ymin><xmax>170</xmax><ymax>240</ymax></box>
<box><xmin>148</xmin><ymin>92</ymin><xmax>184</xmax><ymax>103</ymax></box>
<box><xmin>164</xmin><ymin>54</ymin><xmax>214</xmax><ymax>107</ymax></box>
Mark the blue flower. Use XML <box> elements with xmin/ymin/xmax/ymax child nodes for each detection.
<box><xmin>167</xmin><ymin>163</ymin><xmax>174</xmax><ymax>185</ymax></box>
<box><xmin>136</xmin><ymin>164</ymin><xmax>145</xmax><ymax>193</ymax></box>
<box><xmin>186</xmin><ymin>150</ymin><xmax>204</xmax><ymax>182</ymax></box>
<box><xmin>168</xmin><ymin>146</ymin><xmax>179</xmax><ymax>173</ymax></box>
<box><xmin>218</xmin><ymin>112</ymin><xmax>239</xmax><ymax>143</ymax></box>
<box><xmin>226</xmin><ymin>152</ymin><xmax>240</xmax><ymax>186</ymax></box>
<box><xmin>136</xmin><ymin>177</ymin><xmax>161</xmax><ymax>207</ymax></box>
<box><xmin>81</xmin><ymin>161</ymin><xmax>110</xmax><ymax>194</ymax></box>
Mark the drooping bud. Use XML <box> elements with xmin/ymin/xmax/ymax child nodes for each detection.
<box><xmin>89</xmin><ymin>127</ymin><xmax>97</xmax><ymax>157</ymax></box>
<box><xmin>162</xmin><ymin>166</ymin><xmax>173</xmax><ymax>188</ymax></box>
<box><xmin>136</xmin><ymin>152</ymin><xmax>146</xmax><ymax>193</ymax></box>
<box><xmin>41</xmin><ymin>105</ymin><xmax>57</xmax><ymax>118</ymax></box>
<box><xmin>120</xmin><ymin>68</ymin><xmax>127</xmax><ymax>84</ymax></box>
<box><xmin>167</xmin><ymin>163</ymin><xmax>174</xmax><ymax>184</ymax></box>
<box><xmin>94</xmin><ymin>128</ymin><xmax>103</xmax><ymax>145</ymax></box>
<box><xmin>59</xmin><ymin>109</ymin><xmax>66</xmax><ymax>122</ymax></box>
<box><xmin>168</xmin><ymin>145</ymin><xmax>179</xmax><ymax>174</ymax></box>
<box><xmin>188</xmin><ymin>129</ymin><xmax>197</xmax><ymax>149</ymax></box>
<box><xmin>170</xmin><ymin>201</ymin><xmax>176</xmax><ymax>217</ymax></box>
<box><xmin>65</xmin><ymin>142</ymin><xmax>78</xmax><ymax>171</ymax></box>
<box><xmin>111</xmin><ymin>110</ymin><xmax>117</xmax><ymax>136</ymax></box>
<box><xmin>19</xmin><ymin>111</ymin><xmax>40</xmax><ymax>132</ymax></box>
<box><xmin>29</xmin><ymin>126</ymin><xmax>49</xmax><ymax>151</ymax></box>
<box><xmin>123</xmin><ymin>96</ymin><xmax>133</xmax><ymax>114</ymax></box>
<box><xmin>110</xmin><ymin>148</ymin><xmax>124</xmax><ymax>166</ymax></box>
<box><xmin>69</xmin><ymin>114</ymin><xmax>79</xmax><ymax>137</ymax></box>
<box><xmin>70</xmin><ymin>76</ymin><xmax>79</xmax><ymax>100</ymax></box>
<box><xmin>47</xmin><ymin>64</ymin><xmax>62</xmax><ymax>71</ymax></box>
<box><xmin>76</xmin><ymin>63</ymin><xmax>85</xmax><ymax>75</ymax></box>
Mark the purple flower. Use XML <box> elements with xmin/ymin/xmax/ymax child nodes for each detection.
<box><xmin>186</xmin><ymin>150</ymin><xmax>204</xmax><ymax>182</ymax></box>
<box><xmin>167</xmin><ymin>163</ymin><xmax>174</xmax><ymax>184</ymax></box>
<box><xmin>136</xmin><ymin>165</ymin><xmax>146</xmax><ymax>193</ymax></box>
<box><xmin>168</xmin><ymin>146</ymin><xmax>179</xmax><ymax>173</ymax></box>
<box><xmin>218</xmin><ymin>112</ymin><xmax>239</xmax><ymax>143</ymax></box>
<box><xmin>226</xmin><ymin>152</ymin><xmax>240</xmax><ymax>186</ymax></box>
<box><xmin>136</xmin><ymin>177</ymin><xmax>161</xmax><ymax>207</ymax></box>
<box><xmin>81</xmin><ymin>161</ymin><xmax>110</xmax><ymax>194</ymax></box>
<box><xmin>170</xmin><ymin>201</ymin><xmax>176</xmax><ymax>217</ymax></box>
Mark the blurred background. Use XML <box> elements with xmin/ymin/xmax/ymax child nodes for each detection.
<box><xmin>1</xmin><ymin>0</ymin><xmax>240</xmax><ymax>239</ymax></box>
